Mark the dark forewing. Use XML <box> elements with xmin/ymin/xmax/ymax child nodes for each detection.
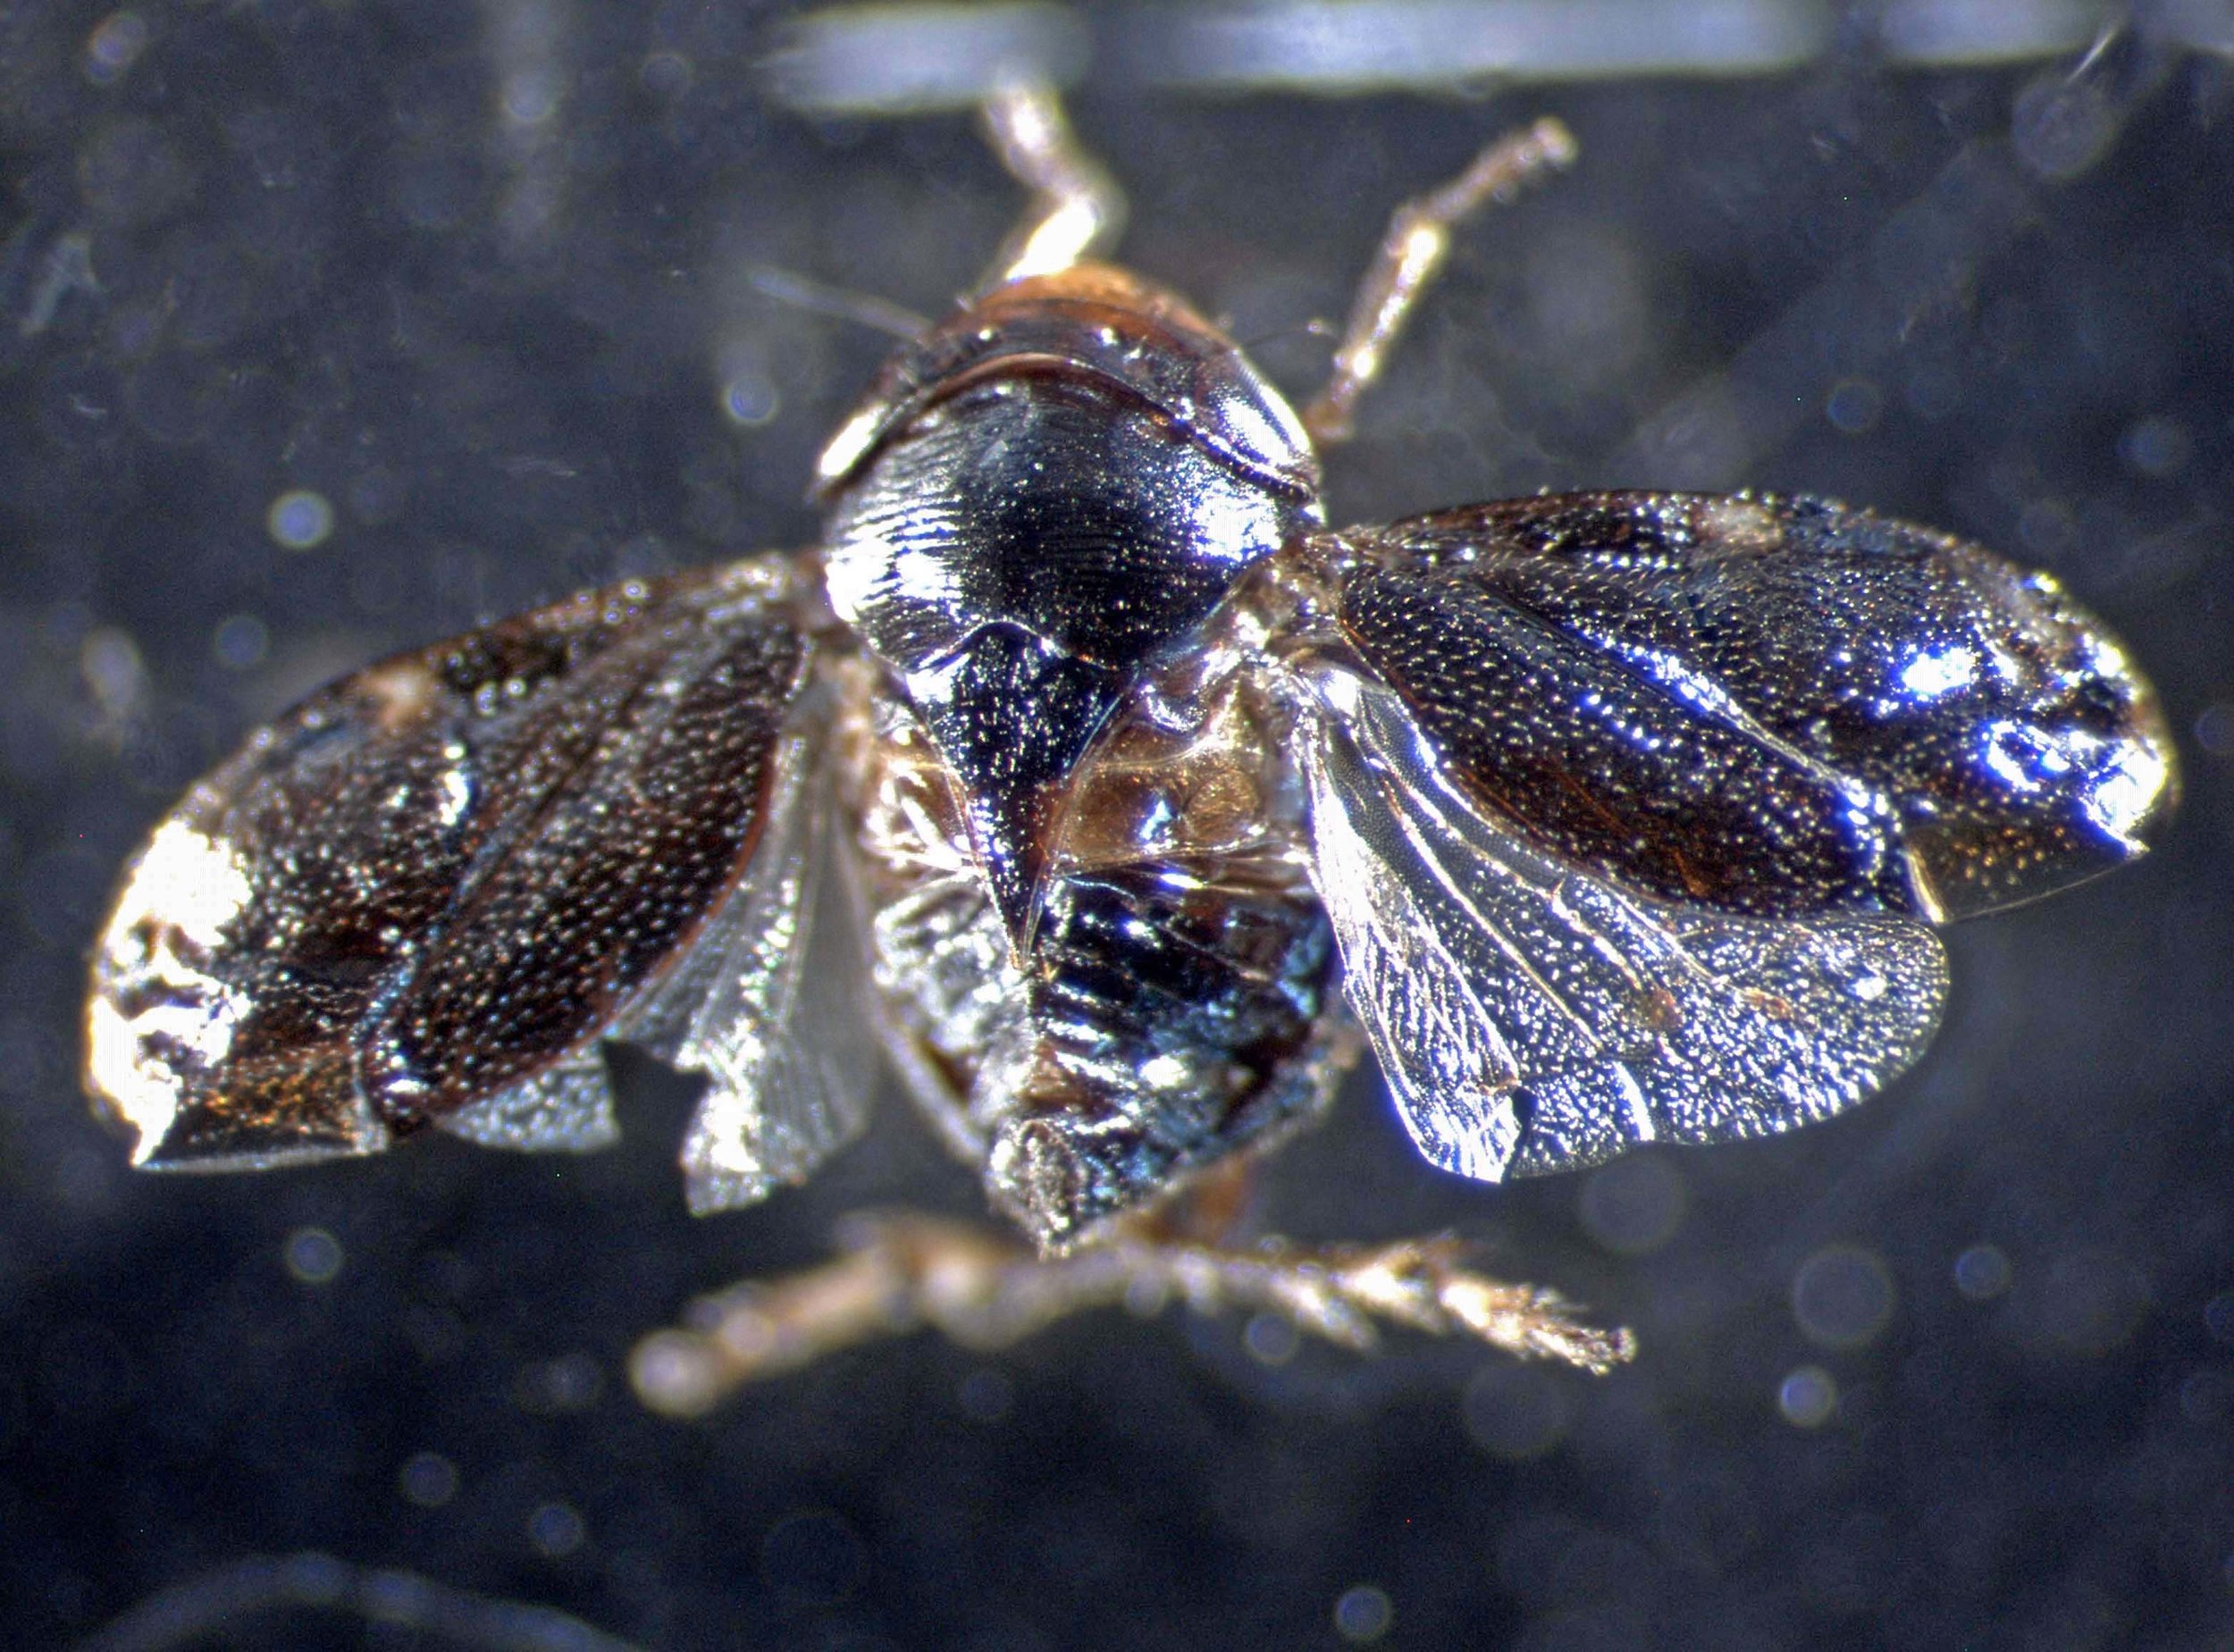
<box><xmin>85</xmin><ymin>559</ymin><xmax>854</xmax><ymax>1194</ymax></box>
<box><xmin>1329</xmin><ymin>491</ymin><xmax>2175</xmax><ymax>920</ymax></box>
<box><xmin>1295</xmin><ymin>661</ymin><xmax>1950</xmax><ymax>1181</ymax></box>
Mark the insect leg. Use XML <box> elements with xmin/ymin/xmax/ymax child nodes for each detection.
<box><xmin>976</xmin><ymin>84</ymin><xmax>1128</xmax><ymax>287</ymax></box>
<box><xmin>628</xmin><ymin>1212</ymin><xmax>1631</xmax><ymax>1415</ymax></box>
<box><xmin>1303</xmin><ymin>117</ymin><xmax>1577</xmax><ymax>445</ymax></box>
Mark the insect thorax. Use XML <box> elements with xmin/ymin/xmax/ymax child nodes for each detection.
<box><xmin>811</xmin><ymin>267</ymin><xmax>1347</xmax><ymax>1247</ymax></box>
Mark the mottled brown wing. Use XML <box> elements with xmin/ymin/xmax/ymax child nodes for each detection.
<box><xmin>85</xmin><ymin>558</ymin><xmax>861</xmax><ymax>1203</ymax></box>
<box><xmin>1326</xmin><ymin>491</ymin><xmax>2176</xmax><ymax>921</ymax></box>
<box><xmin>1288</xmin><ymin>491</ymin><xmax>2175</xmax><ymax>1182</ymax></box>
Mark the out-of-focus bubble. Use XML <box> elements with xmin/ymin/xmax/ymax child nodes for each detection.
<box><xmin>1953</xmin><ymin>1243</ymin><xmax>2012</xmax><ymax>1302</ymax></box>
<box><xmin>1243</xmin><ymin>1312</ymin><xmax>1299</xmax><ymax>1366</ymax></box>
<box><xmin>1463</xmin><ymin>1362</ymin><xmax>1573</xmax><ymax>1461</ymax></box>
<box><xmin>398</xmin><ymin>1451</ymin><xmax>459</xmax><ymax>1508</ymax></box>
<box><xmin>501</xmin><ymin>66</ymin><xmax>565</xmax><ymax>126</ymax></box>
<box><xmin>2018</xmin><ymin>497</ymin><xmax>2079</xmax><ymax>563</ymax></box>
<box><xmin>723</xmin><ymin>372</ymin><xmax>782</xmax><ymax>428</ymax></box>
<box><xmin>80</xmin><ymin>626</ymin><xmax>147</xmax><ymax>725</ymax></box>
<box><xmin>2032</xmin><ymin>1248</ymin><xmax>2151</xmax><ymax>1357</ymax></box>
<box><xmin>268</xmin><ymin>489</ymin><xmax>336</xmax><ymax>551</ymax></box>
<box><xmin>1777</xmin><ymin>1364</ymin><xmax>1838</xmax><ymax>1428</ymax></box>
<box><xmin>2179</xmin><ymin>1370</ymin><xmax>2234</xmax><ymax>1426</ymax></box>
<box><xmin>1792</xmin><ymin>1245</ymin><xmax>1896</xmax><ymax>1350</ymax></box>
<box><xmin>2197</xmin><ymin>704</ymin><xmax>2234</xmax><ymax>759</ymax></box>
<box><xmin>1333</xmin><ymin>1583</ymin><xmax>1393</xmax><ymax>1644</ymax></box>
<box><xmin>85</xmin><ymin>10</ymin><xmax>151</xmax><ymax>86</ymax></box>
<box><xmin>958</xmin><ymin>1365</ymin><xmax>1014</xmax><ymax>1421</ymax></box>
<box><xmin>2012</xmin><ymin>71</ymin><xmax>2118</xmax><ymax>180</ymax></box>
<box><xmin>2205</xmin><ymin>1292</ymin><xmax>2234</xmax><ymax>1346</ymax></box>
<box><xmin>283</xmin><ymin>1227</ymin><xmax>344</xmax><ymax>1285</ymax></box>
<box><xmin>641</xmin><ymin>51</ymin><xmax>693</xmax><ymax>98</ymax></box>
<box><xmin>510</xmin><ymin>1352</ymin><xmax>603</xmax><ymax>1414</ymax></box>
<box><xmin>349</xmin><ymin>467</ymin><xmax>406</xmax><ymax>527</ymax></box>
<box><xmin>1825</xmin><ymin>377</ymin><xmax>1884</xmax><ymax>435</ymax></box>
<box><xmin>213</xmin><ymin>613</ymin><xmax>270</xmax><ymax>672</ymax></box>
<box><xmin>529</xmin><ymin>1501</ymin><xmax>586</xmax><ymax>1558</ymax></box>
<box><xmin>2120</xmin><ymin>415</ymin><xmax>2192</xmax><ymax>478</ymax></box>
<box><xmin>1578</xmin><ymin>1154</ymin><xmax>1686</xmax><ymax>1255</ymax></box>
<box><xmin>1903</xmin><ymin>362</ymin><xmax>1963</xmax><ymax>422</ymax></box>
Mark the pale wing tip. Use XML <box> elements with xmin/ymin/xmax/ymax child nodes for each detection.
<box><xmin>85</xmin><ymin>996</ymin><xmax>391</xmax><ymax>1171</ymax></box>
<box><xmin>119</xmin><ymin>1099</ymin><xmax>391</xmax><ymax>1174</ymax></box>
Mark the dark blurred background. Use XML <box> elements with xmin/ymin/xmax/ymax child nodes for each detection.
<box><xmin>4</xmin><ymin>3</ymin><xmax>2231</xmax><ymax>1647</ymax></box>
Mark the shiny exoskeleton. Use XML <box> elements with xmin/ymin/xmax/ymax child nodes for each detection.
<box><xmin>84</xmin><ymin>134</ymin><xmax>2176</xmax><ymax>1276</ymax></box>
<box><xmin>821</xmin><ymin>267</ymin><xmax>1340</xmax><ymax>1245</ymax></box>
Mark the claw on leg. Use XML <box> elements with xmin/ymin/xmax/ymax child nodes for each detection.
<box><xmin>629</xmin><ymin>1212</ymin><xmax>1634</xmax><ymax>1417</ymax></box>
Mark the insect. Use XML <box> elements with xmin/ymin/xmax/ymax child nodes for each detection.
<box><xmin>83</xmin><ymin>92</ymin><xmax>2176</xmax><ymax>1412</ymax></box>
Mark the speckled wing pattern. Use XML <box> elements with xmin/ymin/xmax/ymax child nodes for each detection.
<box><xmin>84</xmin><ymin>558</ymin><xmax>864</xmax><ymax>1207</ymax></box>
<box><xmin>1293</xmin><ymin>491</ymin><xmax>2173</xmax><ymax>1181</ymax></box>
<box><xmin>1329</xmin><ymin>492</ymin><xmax>2173</xmax><ymax>923</ymax></box>
<box><xmin>1298</xmin><ymin>660</ymin><xmax>1950</xmax><ymax>1181</ymax></box>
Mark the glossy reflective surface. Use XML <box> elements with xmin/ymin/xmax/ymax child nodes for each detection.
<box><xmin>1331</xmin><ymin>491</ymin><xmax>2174</xmax><ymax>920</ymax></box>
<box><xmin>14</xmin><ymin>29</ymin><xmax>2229</xmax><ymax>1648</ymax></box>
<box><xmin>84</xmin><ymin>264</ymin><xmax>2175</xmax><ymax>1249</ymax></box>
<box><xmin>88</xmin><ymin>564</ymin><xmax>828</xmax><ymax>1179</ymax></box>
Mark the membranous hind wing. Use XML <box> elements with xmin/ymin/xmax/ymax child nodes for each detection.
<box><xmin>1298</xmin><ymin>660</ymin><xmax>1951</xmax><ymax>1178</ymax></box>
<box><xmin>1289</xmin><ymin>491</ymin><xmax>2175</xmax><ymax>1180</ymax></box>
<box><xmin>85</xmin><ymin>558</ymin><xmax>869</xmax><ymax>1212</ymax></box>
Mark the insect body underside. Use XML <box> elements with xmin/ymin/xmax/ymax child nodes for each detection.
<box><xmin>838</xmin><ymin>642</ymin><xmax>1349</xmax><ymax>1253</ymax></box>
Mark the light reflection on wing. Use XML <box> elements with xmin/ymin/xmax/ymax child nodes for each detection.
<box><xmin>84</xmin><ymin>558</ymin><xmax>873</xmax><ymax>1207</ymax></box>
<box><xmin>1297</xmin><ymin>659</ymin><xmax>1950</xmax><ymax>1182</ymax></box>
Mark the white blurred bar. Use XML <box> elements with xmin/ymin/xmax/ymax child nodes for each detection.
<box><xmin>2151</xmin><ymin>0</ymin><xmax>2234</xmax><ymax>55</ymax></box>
<box><xmin>762</xmin><ymin>0</ymin><xmax>2209</xmax><ymax>115</ymax></box>
<box><xmin>1137</xmin><ymin>0</ymin><xmax>1831</xmax><ymax>91</ymax></box>
<box><xmin>1877</xmin><ymin>0</ymin><xmax>2110</xmax><ymax>65</ymax></box>
<box><xmin>766</xmin><ymin>3</ymin><xmax>1088</xmax><ymax>114</ymax></box>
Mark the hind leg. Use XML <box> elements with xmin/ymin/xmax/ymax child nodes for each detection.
<box><xmin>627</xmin><ymin>1162</ymin><xmax>1631</xmax><ymax>1416</ymax></box>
